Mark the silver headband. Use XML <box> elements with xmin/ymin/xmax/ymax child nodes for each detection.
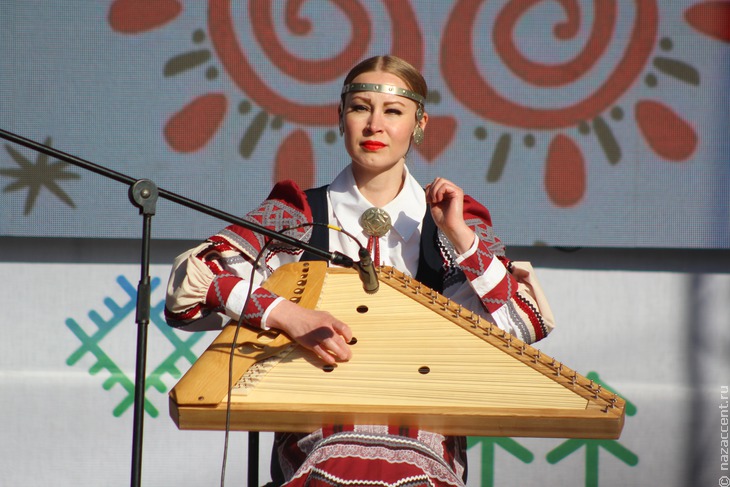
<box><xmin>341</xmin><ymin>83</ymin><xmax>425</xmax><ymax>105</ymax></box>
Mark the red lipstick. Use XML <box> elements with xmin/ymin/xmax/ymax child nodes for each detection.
<box><xmin>361</xmin><ymin>141</ymin><xmax>386</xmax><ymax>151</ymax></box>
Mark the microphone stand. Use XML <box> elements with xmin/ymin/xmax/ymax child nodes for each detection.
<box><xmin>0</xmin><ymin>128</ymin><xmax>355</xmax><ymax>487</ymax></box>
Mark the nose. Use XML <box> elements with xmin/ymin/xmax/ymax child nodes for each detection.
<box><xmin>366</xmin><ymin>110</ymin><xmax>384</xmax><ymax>133</ymax></box>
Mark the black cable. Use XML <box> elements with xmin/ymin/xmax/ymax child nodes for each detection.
<box><xmin>218</xmin><ymin>222</ymin><xmax>364</xmax><ymax>486</ymax></box>
<box><xmin>220</xmin><ymin>240</ymin><xmax>271</xmax><ymax>487</ymax></box>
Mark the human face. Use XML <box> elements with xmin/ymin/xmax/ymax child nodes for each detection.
<box><xmin>341</xmin><ymin>71</ymin><xmax>427</xmax><ymax>176</ymax></box>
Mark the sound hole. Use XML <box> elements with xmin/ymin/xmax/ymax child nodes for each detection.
<box><xmin>418</xmin><ymin>366</ymin><xmax>430</xmax><ymax>375</ymax></box>
<box><xmin>322</xmin><ymin>364</ymin><xmax>335</xmax><ymax>373</ymax></box>
<box><xmin>356</xmin><ymin>305</ymin><xmax>368</xmax><ymax>313</ymax></box>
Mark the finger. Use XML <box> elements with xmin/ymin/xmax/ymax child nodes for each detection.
<box><xmin>436</xmin><ymin>182</ymin><xmax>463</xmax><ymax>206</ymax></box>
<box><xmin>431</xmin><ymin>178</ymin><xmax>458</xmax><ymax>199</ymax></box>
<box><xmin>426</xmin><ymin>179</ymin><xmax>446</xmax><ymax>203</ymax></box>
<box><xmin>324</xmin><ymin>334</ymin><xmax>352</xmax><ymax>362</ymax></box>
<box><xmin>332</xmin><ymin>320</ymin><xmax>353</xmax><ymax>342</ymax></box>
<box><xmin>311</xmin><ymin>343</ymin><xmax>337</xmax><ymax>365</ymax></box>
<box><xmin>315</xmin><ymin>335</ymin><xmax>351</xmax><ymax>363</ymax></box>
<box><xmin>429</xmin><ymin>186</ymin><xmax>451</xmax><ymax>205</ymax></box>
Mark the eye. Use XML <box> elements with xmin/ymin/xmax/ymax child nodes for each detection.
<box><xmin>350</xmin><ymin>104</ymin><xmax>369</xmax><ymax>112</ymax></box>
<box><xmin>386</xmin><ymin>108</ymin><xmax>403</xmax><ymax>115</ymax></box>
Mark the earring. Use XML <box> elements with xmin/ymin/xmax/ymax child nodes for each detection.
<box><xmin>338</xmin><ymin>100</ymin><xmax>345</xmax><ymax>136</ymax></box>
<box><xmin>413</xmin><ymin>126</ymin><xmax>424</xmax><ymax>145</ymax></box>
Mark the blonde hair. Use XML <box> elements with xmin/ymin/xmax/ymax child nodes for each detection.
<box><xmin>342</xmin><ymin>55</ymin><xmax>427</xmax><ymax>101</ymax></box>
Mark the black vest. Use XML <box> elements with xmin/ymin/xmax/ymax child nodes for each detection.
<box><xmin>301</xmin><ymin>185</ymin><xmax>444</xmax><ymax>292</ymax></box>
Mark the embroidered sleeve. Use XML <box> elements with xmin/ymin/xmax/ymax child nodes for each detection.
<box><xmin>165</xmin><ymin>180</ymin><xmax>313</xmax><ymax>330</ymax></box>
<box><xmin>445</xmin><ymin>195</ymin><xmax>555</xmax><ymax>344</ymax></box>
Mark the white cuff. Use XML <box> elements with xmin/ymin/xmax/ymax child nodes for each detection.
<box><xmin>470</xmin><ymin>256</ymin><xmax>508</xmax><ymax>296</ymax></box>
<box><xmin>454</xmin><ymin>235</ymin><xmax>479</xmax><ymax>264</ymax></box>
<box><xmin>226</xmin><ymin>282</ymin><xmax>284</xmax><ymax>330</ymax></box>
<box><xmin>260</xmin><ymin>297</ymin><xmax>286</xmax><ymax>330</ymax></box>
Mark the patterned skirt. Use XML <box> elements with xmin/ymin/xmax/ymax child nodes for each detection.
<box><xmin>275</xmin><ymin>428</ymin><xmax>467</xmax><ymax>487</ymax></box>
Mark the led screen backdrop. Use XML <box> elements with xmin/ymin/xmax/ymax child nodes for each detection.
<box><xmin>1</xmin><ymin>1</ymin><xmax>728</xmax><ymax>247</ymax></box>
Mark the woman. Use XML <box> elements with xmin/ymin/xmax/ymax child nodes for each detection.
<box><xmin>166</xmin><ymin>55</ymin><xmax>553</xmax><ymax>487</ymax></box>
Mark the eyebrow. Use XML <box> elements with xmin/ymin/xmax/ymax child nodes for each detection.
<box><xmin>348</xmin><ymin>93</ymin><xmax>408</xmax><ymax>106</ymax></box>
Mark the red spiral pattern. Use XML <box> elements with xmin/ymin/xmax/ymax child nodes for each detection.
<box><xmin>251</xmin><ymin>0</ymin><xmax>370</xmax><ymax>83</ymax></box>
<box><xmin>208</xmin><ymin>0</ymin><xmax>423</xmax><ymax>126</ymax></box>
<box><xmin>442</xmin><ymin>0</ymin><xmax>658</xmax><ymax>129</ymax></box>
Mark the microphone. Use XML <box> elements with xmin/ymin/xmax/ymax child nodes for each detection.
<box><xmin>354</xmin><ymin>247</ymin><xmax>379</xmax><ymax>294</ymax></box>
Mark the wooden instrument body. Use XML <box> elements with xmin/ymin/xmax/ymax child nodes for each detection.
<box><xmin>170</xmin><ymin>262</ymin><xmax>625</xmax><ymax>438</ymax></box>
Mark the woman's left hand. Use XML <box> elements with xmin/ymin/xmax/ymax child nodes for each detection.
<box><xmin>425</xmin><ymin>177</ymin><xmax>475</xmax><ymax>254</ymax></box>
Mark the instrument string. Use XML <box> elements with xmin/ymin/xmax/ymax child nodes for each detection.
<box><xmin>228</xmin><ymin>272</ymin><xmax>585</xmax><ymax>410</ymax></box>
<box><xmin>220</xmin><ymin>222</ymin><xmax>366</xmax><ymax>486</ymax></box>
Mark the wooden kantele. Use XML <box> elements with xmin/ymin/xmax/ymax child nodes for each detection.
<box><xmin>170</xmin><ymin>261</ymin><xmax>625</xmax><ymax>439</ymax></box>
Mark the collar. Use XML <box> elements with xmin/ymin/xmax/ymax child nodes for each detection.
<box><xmin>328</xmin><ymin>164</ymin><xmax>426</xmax><ymax>243</ymax></box>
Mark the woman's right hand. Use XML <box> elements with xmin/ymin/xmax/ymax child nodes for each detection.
<box><xmin>265</xmin><ymin>299</ymin><xmax>353</xmax><ymax>365</ymax></box>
